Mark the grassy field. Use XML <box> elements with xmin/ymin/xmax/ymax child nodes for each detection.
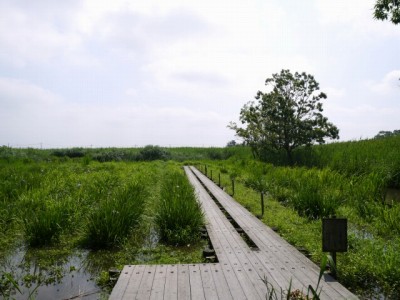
<box><xmin>1</xmin><ymin>136</ymin><xmax>400</xmax><ymax>298</ymax></box>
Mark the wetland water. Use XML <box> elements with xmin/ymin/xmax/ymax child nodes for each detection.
<box><xmin>1</xmin><ymin>247</ymin><xmax>110</xmax><ymax>299</ymax></box>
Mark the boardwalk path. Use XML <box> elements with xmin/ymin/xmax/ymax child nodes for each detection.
<box><xmin>109</xmin><ymin>166</ymin><xmax>357</xmax><ymax>299</ymax></box>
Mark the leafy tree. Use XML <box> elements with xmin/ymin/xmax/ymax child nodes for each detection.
<box><xmin>226</xmin><ymin>140</ymin><xmax>237</xmax><ymax>147</ymax></box>
<box><xmin>374</xmin><ymin>129</ymin><xmax>400</xmax><ymax>139</ymax></box>
<box><xmin>374</xmin><ymin>0</ymin><xmax>400</xmax><ymax>24</ymax></box>
<box><xmin>137</xmin><ymin>145</ymin><xmax>170</xmax><ymax>161</ymax></box>
<box><xmin>229</xmin><ymin>70</ymin><xmax>339</xmax><ymax>164</ymax></box>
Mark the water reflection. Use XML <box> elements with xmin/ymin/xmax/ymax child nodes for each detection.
<box><xmin>0</xmin><ymin>247</ymin><xmax>109</xmax><ymax>300</ymax></box>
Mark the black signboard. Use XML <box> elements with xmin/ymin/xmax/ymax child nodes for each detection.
<box><xmin>322</xmin><ymin>218</ymin><xmax>348</xmax><ymax>252</ymax></box>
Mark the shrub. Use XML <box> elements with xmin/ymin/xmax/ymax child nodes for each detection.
<box><xmin>137</xmin><ymin>145</ymin><xmax>170</xmax><ymax>161</ymax></box>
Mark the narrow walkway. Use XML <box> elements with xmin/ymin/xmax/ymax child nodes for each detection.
<box><xmin>109</xmin><ymin>166</ymin><xmax>357</xmax><ymax>299</ymax></box>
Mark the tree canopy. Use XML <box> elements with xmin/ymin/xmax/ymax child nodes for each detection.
<box><xmin>374</xmin><ymin>129</ymin><xmax>400</xmax><ymax>139</ymax></box>
<box><xmin>229</xmin><ymin>70</ymin><xmax>339</xmax><ymax>164</ymax></box>
<box><xmin>374</xmin><ymin>0</ymin><xmax>400</xmax><ymax>24</ymax></box>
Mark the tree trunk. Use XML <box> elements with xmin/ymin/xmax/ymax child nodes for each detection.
<box><xmin>286</xmin><ymin>148</ymin><xmax>293</xmax><ymax>166</ymax></box>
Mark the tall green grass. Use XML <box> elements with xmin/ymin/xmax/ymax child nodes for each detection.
<box><xmin>260</xmin><ymin>136</ymin><xmax>400</xmax><ymax>188</ymax></box>
<box><xmin>85</xmin><ymin>182</ymin><xmax>148</xmax><ymax>249</ymax></box>
<box><xmin>22</xmin><ymin>196</ymin><xmax>72</xmax><ymax>246</ymax></box>
<box><xmin>155</xmin><ymin>171</ymin><xmax>204</xmax><ymax>246</ymax></box>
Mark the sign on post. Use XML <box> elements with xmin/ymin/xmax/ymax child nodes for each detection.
<box><xmin>322</xmin><ymin>218</ymin><xmax>347</xmax><ymax>252</ymax></box>
<box><xmin>322</xmin><ymin>218</ymin><xmax>347</xmax><ymax>279</ymax></box>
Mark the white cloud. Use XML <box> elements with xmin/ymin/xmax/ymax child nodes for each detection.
<box><xmin>368</xmin><ymin>70</ymin><xmax>400</xmax><ymax>95</ymax></box>
<box><xmin>0</xmin><ymin>1</ymin><xmax>99</xmax><ymax>67</ymax></box>
<box><xmin>315</xmin><ymin>0</ymin><xmax>400</xmax><ymax>39</ymax></box>
<box><xmin>0</xmin><ymin>0</ymin><xmax>399</xmax><ymax>147</ymax></box>
<box><xmin>324</xmin><ymin>87</ymin><xmax>346</xmax><ymax>99</ymax></box>
<box><xmin>0</xmin><ymin>77</ymin><xmax>61</xmax><ymax>109</ymax></box>
<box><xmin>326</xmin><ymin>103</ymin><xmax>400</xmax><ymax>140</ymax></box>
<box><xmin>0</xmin><ymin>77</ymin><xmax>232</xmax><ymax>147</ymax></box>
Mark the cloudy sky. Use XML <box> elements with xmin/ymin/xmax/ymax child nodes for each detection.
<box><xmin>0</xmin><ymin>0</ymin><xmax>399</xmax><ymax>148</ymax></box>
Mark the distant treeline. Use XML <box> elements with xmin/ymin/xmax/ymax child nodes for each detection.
<box><xmin>2</xmin><ymin>136</ymin><xmax>400</xmax><ymax>188</ymax></box>
<box><xmin>0</xmin><ymin>144</ymin><xmax>250</xmax><ymax>163</ymax></box>
<box><xmin>231</xmin><ymin>135</ymin><xmax>400</xmax><ymax>189</ymax></box>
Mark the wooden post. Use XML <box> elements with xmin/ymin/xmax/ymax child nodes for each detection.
<box><xmin>330</xmin><ymin>251</ymin><xmax>337</xmax><ymax>278</ymax></box>
<box><xmin>261</xmin><ymin>192</ymin><xmax>265</xmax><ymax>216</ymax></box>
<box><xmin>231</xmin><ymin>179</ymin><xmax>235</xmax><ymax>196</ymax></box>
<box><xmin>205</xmin><ymin>165</ymin><xmax>208</xmax><ymax>177</ymax></box>
<box><xmin>218</xmin><ymin>173</ymin><xmax>221</xmax><ymax>187</ymax></box>
<box><xmin>211</xmin><ymin>170</ymin><xmax>213</xmax><ymax>181</ymax></box>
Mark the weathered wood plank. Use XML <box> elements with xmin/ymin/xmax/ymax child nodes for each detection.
<box><xmin>177</xmin><ymin>264</ymin><xmax>190</xmax><ymax>300</ymax></box>
<box><xmin>188</xmin><ymin>264</ymin><xmax>205</xmax><ymax>299</ymax></box>
<box><xmin>208</xmin><ymin>263</ymin><xmax>233</xmax><ymax>300</ymax></box>
<box><xmin>149</xmin><ymin>264</ymin><xmax>167</xmax><ymax>300</ymax></box>
<box><xmin>199</xmin><ymin>263</ymin><xmax>218</xmax><ymax>299</ymax></box>
<box><xmin>122</xmin><ymin>264</ymin><xmax>146</xmax><ymax>299</ymax></box>
<box><xmin>136</xmin><ymin>265</ymin><xmax>156</xmax><ymax>300</ymax></box>
<box><xmin>164</xmin><ymin>264</ymin><xmax>178</xmax><ymax>299</ymax></box>
<box><xmin>109</xmin><ymin>265</ymin><xmax>135</xmax><ymax>300</ymax></box>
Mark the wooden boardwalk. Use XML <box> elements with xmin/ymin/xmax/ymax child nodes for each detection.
<box><xmin>109</xmin><ymin>166</ymin><xmax>357</xmax><ymax>299</ymax></box>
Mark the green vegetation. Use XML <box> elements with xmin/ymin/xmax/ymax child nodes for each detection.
<box><xmin>200</xmin><ymin>136</ymin><xmax>400</xmax><ymax>298</ymax></box>
<box><xmin>85</xmin><ymin>182</ymin><xmax>148</xmax><ymax>249</ymax></box>
<box><xmin>374</xmin><ymin>0</ymin><xmax>400</xmax><ymax>24</ymax></box>
<box><xmin>374</xmin><ymin>129</ymin><xmax>400</xmax><ymax>139</ymax></box>
<box><xmin>229</xmin><ymin>69</ymin><xmax>339</xmax><ymax>164</ymax></box>
<box><xmin>0</xmin><ymin>159</ymin><xmax>206</xmax><ymax>298</ymax></box>
<box><xmin>1</xmin><ymin>136</ymin><xmax>400</xmax><ymax>298</ymax></box>
<box><xmin>155</xmin><ymin>171</ymin><xmax>204</xmax><ymax>246</ymax></box>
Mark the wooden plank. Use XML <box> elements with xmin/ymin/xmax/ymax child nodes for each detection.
<box><xmin>211</xmin><ymin>213</ymin><xmax>282</xmax><ymax>297</ymax></box>
<box><xmin>187</xmin><ymin>166</ymin><xmax>272</xmax><ymax>298</ymax></box>
<box><xmin>136</xmin><ymin>265</ymin><xmax>156</xmax><ymax>300</ymax></box>
<box><xmin>150</xmin><ymin>264</ymin><xmax>167</xmax><ymax>300</ymax></box>
<box><xmin>189</xmin><ymin>167</ymin><xmax>299</xmax><ymax>292</ymax></box>
<box><xmin>209</xmin><ymin>263</ymin><xmax>233</xmax><ymax>300</ymax></box>
<box><xmin>218</xmin><ymin>198</ymin><xmax>347</xmax><ymax>298</ymax></box>
<box><xmin>177</xmin><ymin>264</ymin><xmax>190</xmax><ymax>300</ymax></box>
<box><xmin>199</xmin><ymin>263</ymin><xmax>218</xmax><ymax>299</ymax></box>
<box><xmin>164</xmin><ymin>264</ymin><xmax>178</xmax><ymax>300</ymax></box>
<box><xmin>188</xmin><ymin>264</ymin><xmax>205</xmax><ymax>299</ymax></box>
<box><xmin>207</xmin><ymin>219</ymin><xmax>265</xmax><ymax>299</ymax></box>
<box><xmin>109</xmin><ymin>265</ymin><xmax>135</xmax><ymax>300</ymax></box>
<box><xmin>122</xmin><ymin>264</ymin><xmax>146</xmax><ymax>299</ymax></box>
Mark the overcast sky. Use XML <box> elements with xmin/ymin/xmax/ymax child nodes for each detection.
<box><xmin>0</xmin><ymin>0</ymin><xmax>399</xmax><ymax>148</ymax></box>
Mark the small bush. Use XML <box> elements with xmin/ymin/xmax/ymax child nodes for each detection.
<box><xmin>52</xmin><ymin>148</ymin><xmax>85</xmax><ymax>158</ymax></box>
<box><xmin>137</xmin><ymin>145</ymin><xmax>170</xmax><ymax>161</ymax></box>
<box><xmin>155</xmin><ymin>171</ymin><xmax>204</xmax><ymax>246</ymax></box>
